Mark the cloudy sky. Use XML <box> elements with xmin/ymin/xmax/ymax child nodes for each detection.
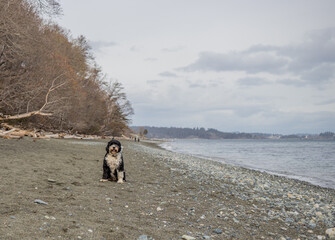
<box><xmin>57</xmin><ymin>0</ymin><xmax>335</xmax><ymax>134</ymax></box>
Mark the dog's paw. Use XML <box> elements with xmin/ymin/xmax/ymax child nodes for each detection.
<box><xmin>117</xmin><ymin>180</ymin><xmax>124</xmax><ymax>184</ymax></box>
<box><xmin>100</xmin><ymin>179</ymin><xmax>108</xmax><ymax>182</ymax></box>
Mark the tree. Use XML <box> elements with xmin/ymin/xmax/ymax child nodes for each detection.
<box><xmin>0</xmin><ymin>0</ymin><xmax>134</xmax><ymax>136</ymax></box>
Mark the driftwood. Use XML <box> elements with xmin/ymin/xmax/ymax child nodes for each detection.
<box><xmin>0</xmin><ymin>123</ymin><xmax>34</xmax><ymax>139</ymax></box>
<box><xmin>0</xmin><ymin>111</ymin><xmax>52</xmax><ymax>121</ymax></box>
<box><xmin>0</xmin><ymin>123</ymin><xmax>104</xmax><ymax>140</ymax></box>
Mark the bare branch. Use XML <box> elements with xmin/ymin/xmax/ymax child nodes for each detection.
<box><xmin>40</xmin><ymin>73</ymin><xmax>65</xmax><ymax>112</ymax></box>
<box><xmin>1</xmin><ymin>73</ymin><xmax>66</xmax><ymax>121</ymax></box>
<box><xmin>0</xmin><ymin>110</ymin><xmax>52</xmax><ymax>121</ymax></box>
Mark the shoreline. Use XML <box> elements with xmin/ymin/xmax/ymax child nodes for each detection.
<box><xmin>138</xmin><ymin>139</ymin><xmax>335</xmax><ymax>238</ymax></box>
<box><xmin>155</xmin><ymin>138</ymin><xmax>335</xmax><ymax>191</ymax></box>
<box><xmin>141</xmin><ymin>139</ymin><xmax>335</xmax><ymax>192</ymax></box>
<box><xmin>0</xmin><ymin>138</ymin><xmax>334</xmax><ymax>239</ymax></box>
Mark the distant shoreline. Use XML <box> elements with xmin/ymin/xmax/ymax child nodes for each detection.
<box><xmin>132</xmin><ymin>126</ymin><xmax>335</xmax><ymax>140</ymax></box>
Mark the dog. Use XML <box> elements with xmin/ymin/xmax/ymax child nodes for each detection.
<box><xmin>100</xmin><ymin>139</ymin><xmax>126</xmax><ymax>183</ymax></box>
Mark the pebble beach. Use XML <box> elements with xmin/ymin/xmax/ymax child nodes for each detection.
<box><xmin>0</xmin><ymin>138</ymin><xmax>334</xmax><ymax>239</ymax></box>
<box><xmin>138</xmin><ymin>140</ymin><xmax>335</xmax><ymax>239</ymax></box>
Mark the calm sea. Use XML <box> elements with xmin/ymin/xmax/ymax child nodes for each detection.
<box><xmin>160</xmin><ymin>139</ymin><xmax>335</xmax><ymax>189</ymax></box>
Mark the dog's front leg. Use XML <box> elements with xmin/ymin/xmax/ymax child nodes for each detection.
<box><xmin>117</xmin><ymin>170</ymin><xmax>124</xmax><ymax>183</ymax></box>
<box><xmin>100</xmin><ymin>161</ymin><xmax>111</xmax><ymax>182</ymax></box>
<box><xmin>110</xmin><ymin>169</ymin><xmax>117</xmax><ymax>181</ymax></box>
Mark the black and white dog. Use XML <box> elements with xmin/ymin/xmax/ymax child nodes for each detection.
<box><xmin>100</xmin><ymin>139</ymin><xmax>126</xmax><ymax>183</ymax></box>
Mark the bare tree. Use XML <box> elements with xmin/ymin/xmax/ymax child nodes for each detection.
<box><xmin>101</xmin><ymin>81</ymin><xmax>134</xmax><ymax>136</ymax></box>
<box><xmin>0</xmin><ymin>0</ymin><xmax>134</xmax><ymax>136</ymax></box>
<box><xmin>27</xmin><ymin>0</ymin><xmax>62</xmax><ymax>16</ymax></box>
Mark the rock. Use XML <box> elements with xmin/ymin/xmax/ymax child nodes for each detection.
<box><xmin>47</xmin><ymin>179</ymin><xmax>56</xmax><ymax>183</ymax></box>
<box><xmin>182</xmin><ymin>235</ymin><xmax>195</xmax><ymax>240</ymax></box>
<box><xmin>213</xmin><ymin>228</ymin><xmax>223</xmax><ymax>234</ymax></box>
<box><xmin>137</xmin><ymin>235</ymin><xmax>148</xmax><ymax>240</ymax></box>
<box><xmin>137</xmin><ymin>235</ymin><xmax>154</xmax><ymax>240</ymax></box>
<box><xmin>308</xmin><ymin>221</ymin><xmax>316</xmax><ymax>228</ymax></box>
<box><xmin>287</xmin><ymin>193</ymin><xmax>295</xmax><ymax>198</ymax></box>
<box><xmin>34</xmin><ymin>199</ymin><xmax>48</xmax><ymax>205</ymax></box>
<box><xmin>326</xmin><ymin>228</ymin><xmax>335</xmax><ymax>239</ymax></box>
<box><xmin>157</xmin><ymin>207</ymin><xmax>163</xmax><ymax>211</ymax></box>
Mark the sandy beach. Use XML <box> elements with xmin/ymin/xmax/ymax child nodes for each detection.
<box><xmin>0</xmin><ymin>138</ymin><xmax>334</xmax><ymax>240</ymax></box>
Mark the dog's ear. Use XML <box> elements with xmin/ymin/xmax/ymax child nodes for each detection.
<box><xmin>116</xmin><ymin>140</ymin><xmax>122</xmax><ymax>152</ymax></box>
<box><xmin>106</xmin><ymin>142</ymin><xmax>111</xmax><ymax>153</ymax></box>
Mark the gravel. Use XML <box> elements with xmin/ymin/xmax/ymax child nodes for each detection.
<box><xmin>136</xmin><ymin>140</ymin><xmax>335</xmax><ymax>239</ymax></box>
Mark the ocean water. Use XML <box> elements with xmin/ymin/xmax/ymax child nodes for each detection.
<box><xmin>160</xmin><ymin>139</ymin><xmax>335</xmax><ymax>189</ymax></box>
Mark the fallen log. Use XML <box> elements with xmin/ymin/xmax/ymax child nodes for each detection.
<box><xmin>0</xmin><ymin>123</ymin><xmax>106</xmax><ymax>140</ymax></box>
<box><xmin>0</xmin><ymin>111</ymin><xmax>52</xmax><ymax>121</ymax></box>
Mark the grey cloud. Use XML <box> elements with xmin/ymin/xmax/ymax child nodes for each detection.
<box><xmin>180</xmin><ymin>51</ymin><xmax>288</xmax><ymax>74</ymax></box>
<box><xmin>231</xmin><ymin>105</ymin><xmax>269</xmax><ymax>118</ymax></box>
<box><xmin>144</xmin><ymin>58</ymin><xmax>158</xmax><ymax>61</ymax></box>
<box><xmin>300</xmin><ymin>63</ymin><xmax>335</xmax><ymax>84</ymax></box>
<box><xmin>274</xmin><ymin>111</ymin><xmax>335</xmax><ymax>134</ymax></box>
<box><xmin>316</xmin><ymin>98</ymin><xmax>335</xmax><ymax>105</ymax></box>
<box><xmin>238</xmin><ymin>77</ymin><xmax>271</xmax><ymax>86</ymax></box>
<box><xmin>132</xmin><ymin>85</ymin><xmax>335</xmax><ymax>133</ymax></box>
<box><xmin>130</xmin><ymin>46</ymin><xmax>140</xmax><ymax>52</ymax></box>
<box><xmin>186</xmin><ymin>79</ymin><xmax>220</xmax><ymax>89</ymax></box>
<box><xmin>277</xmin><ymin>78</ymin><xmax>306</xmax><ymax>87</ymax></box>
<box><xmin>159</xmin><ymin>71</ymin><xmax>178</xmax><ymax>78</ymax></box>
<box><xmin>243</xmin><ymin>44</ymin><xmax>280</xmax><ymax>53</ymax></box>
<box><xmin>147</xmin><ymin>79</ymin><xmax>162</xmax><ymax>86</ymax></box>
<box><xmin>89</xmin><ymin>41</ymin><xmax>117</xmax><ymax>51</ymax></box>
<box><xmin>189</xmin><ymin>83</ymin><xmax>207</xmax><ymax>88</ymax></box>
<box><xmin>180</xmin><ymin>28</ymin><xmax>335</xmax><ymax>86</ymax></box>
<box><xmin>162</xmin><ymin>46</ymin><xmax>185</xmax><ymax>52</ymax></box>
<box><xmin>284</xmin><ymin>28</ymin><xmax>335</xmax><ymax>71</ymax></box>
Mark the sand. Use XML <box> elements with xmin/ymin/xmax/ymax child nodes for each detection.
<box><xmin>0</xmin><ymin>137</ymin><xmax>334</xmax><ymax>239</ymax></box>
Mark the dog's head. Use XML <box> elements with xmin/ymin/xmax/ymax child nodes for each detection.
<box><xmin>106</xmin><ymin>139</ymin><xmax>122</xmax><ymax>155</ymax></box>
